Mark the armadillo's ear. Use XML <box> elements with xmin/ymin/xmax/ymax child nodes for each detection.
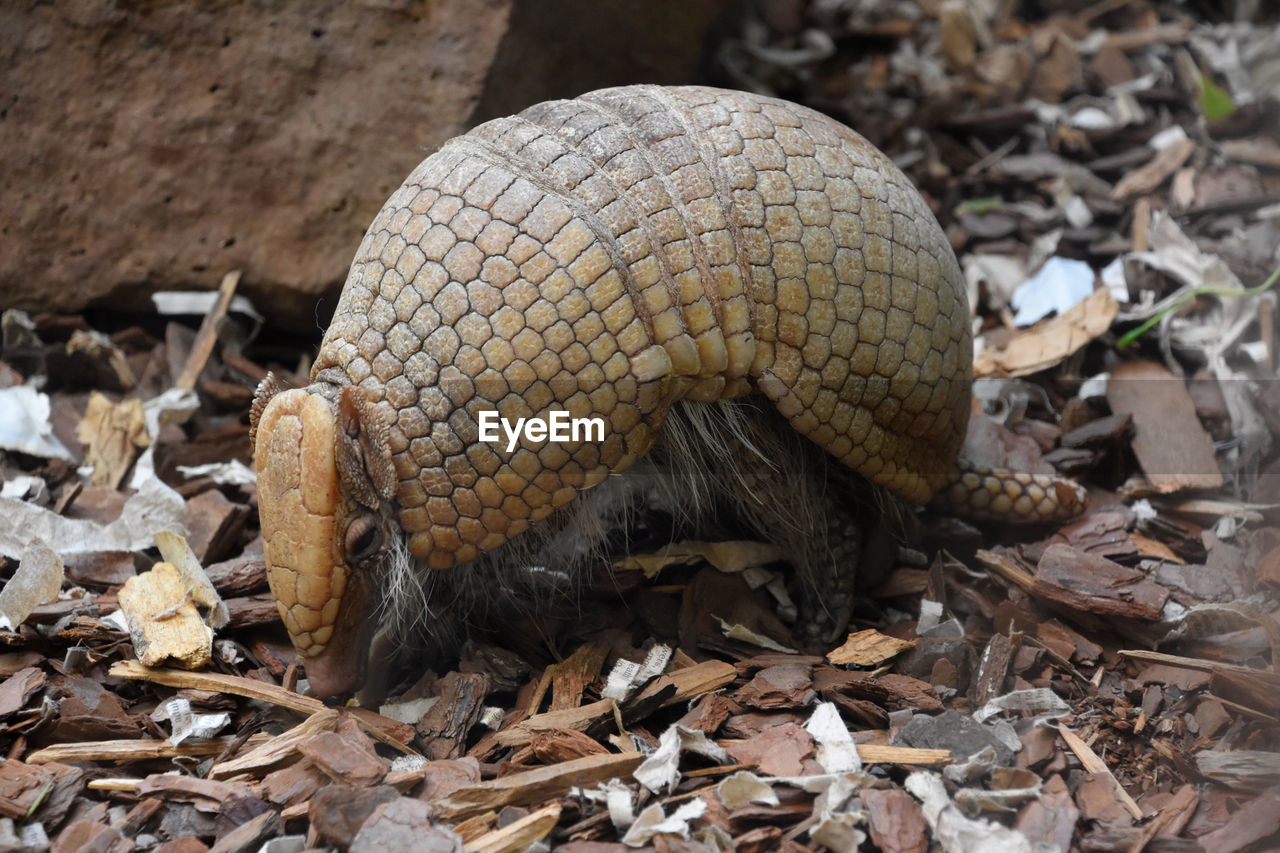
<box><xmin>249</xmin><ymin>373</ymin><xmax>293</xmax><ymax>449</ymax></box>
<box><xmin>336</xmin><ymin>385</ymin><xmax>397</xmax><ymax>506</ymax></box>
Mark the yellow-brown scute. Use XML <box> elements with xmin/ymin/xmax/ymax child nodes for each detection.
<box><xmin>254</xmin><ymin>388</ymin><xmax>348</xmax><ymax>656</ymax></box>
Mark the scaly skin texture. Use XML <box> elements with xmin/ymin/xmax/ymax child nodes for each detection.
<box><xmin>252</xmin><ymin>85</ymin><xmax>1084</xmax><ymax>696</ymax></box>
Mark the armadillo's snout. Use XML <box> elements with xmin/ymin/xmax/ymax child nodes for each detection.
<box><xmin>253</xmin><ymin>387</ymin><xmax>370</xmax><ymax>697</ymax></box>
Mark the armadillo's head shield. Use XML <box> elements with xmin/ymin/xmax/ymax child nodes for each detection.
<box><xmin>250</xmin><ymin>377</ymin><xmax>397</xmax><ymax>698</ymax></box>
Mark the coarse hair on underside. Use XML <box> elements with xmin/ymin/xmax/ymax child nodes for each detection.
<box><xmin>371</xmin><ymin>394</ymin><xmax>912</xmax><ymax>671</ymax></box>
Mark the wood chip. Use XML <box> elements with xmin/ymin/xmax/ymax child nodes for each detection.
<box><xmin>1107</xmin><ymin>360</ymin><xmax>1223</xmax><ymax>493</ymax></box>
<box><xmin>827</xmin><ymin>629</ymin><xmax>916</xmax><ymax>667</ymax></box>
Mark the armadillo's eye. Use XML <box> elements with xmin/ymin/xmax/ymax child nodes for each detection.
<box><xmin>345</xmin><ymin>515</ymin><xmax>382</xmax><ymax>562</ymax></box>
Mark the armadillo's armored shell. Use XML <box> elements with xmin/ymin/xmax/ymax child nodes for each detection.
<box><xmin>313</xmin><ymin>85</ymin><xmax>972</xmax><ymax>570</ymax></box>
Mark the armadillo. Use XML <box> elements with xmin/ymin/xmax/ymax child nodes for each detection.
<box><xmin>251</xmin><ymin>85</ymin><xmax>1085</xmax><ymax>697</ymax></box>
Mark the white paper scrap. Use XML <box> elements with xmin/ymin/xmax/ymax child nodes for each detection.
<box><xmin>806</xmin><ymin>702</ymin><xmax>861</xmax><ymax>774</ymax></box>
<box><xmin>634</xmin><ymin>724</ymin><xmax>729</xmax><ymax>793</ymax></box>
<box><xmin>0</xmin><ymin>385</ymin><xmax>75</xmax><ymax>461</ymax></box>
<box><xmin>1011</xmin><ymin>257</ymin><xmax>1096</xmax><ymax>326</ymax></box>
<box><xmin>906</xmin><ymin>771</ymin><xmax>1031</xmax><ymax>853</ymax></box>
<box><xmin>0</xmin><ymin>540</ymin><xmax>65</xmax><ymax>630</ymax></box>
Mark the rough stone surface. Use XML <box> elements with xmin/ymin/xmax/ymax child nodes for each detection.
<box><xmin>1</xmin><ymin>0</ymin><xmax>730</xmax><ymax>329</ymax></box>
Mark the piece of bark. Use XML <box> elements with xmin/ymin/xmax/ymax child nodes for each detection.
<box><xmin>260</xmin><ymin>760</ymin><xmax>329</xmax><ymax>807</ymax></box>
<box><xmin>417</xmin><ymin>758</ymin><xmax>483</xmax><ymax>803</ymax></box>
<box><xmin>224</xmin><ymin>594</ymin><xmax>283</xmax><ymax>629</ymax></box>
<box><xmin>1112</xmin><ymin>140</ymin><xmax>1197</xmax><ymax>200</ymax></box>
<box><xmin>529</xmin><ymin>729</ymin><xmax>609</xmax><ymax>763</ymax></box>
<box><xmin>863</xmin><ymin>787</ymin><xmax>928</xmax><ymax>853</ymax></box>
<box><xmin>417</xmin><ymin>671</ymin><xmax>491</xmax><ymax>760</ymax></box>
<box><xmin>350</xmin><ymin>797</ymin><xmax>461</xmax><ymax>852</ymax></box>
<box><xmin>209</xmin><ymin>709</ymin><xmax>339</xmax><ymax>780</ymax></box>
<box><xmin>52</xmin><ymin>819</ymin><xmax>127</xmax><ymax>853</ymax></box>
<box><xmin>467</xmin><ymin>803</ymin><xmax>560</xmax><ymax>853</ymax></box>
<box><xmin>494</xmin><ymin>660</ymin><xmax>735</xmax><ymax>747</ymax></box>
<box><xmin>117</xmin><ymin>561</ymin><xmax>214</xmax><ymax>669</ymax></box>
<box><xmin>154</xmin><ymin>839</ymin><xmax>210</xmax><ymax>853</ymax></box>
<box><xmin>973</xmin><ymin>633</ymin><xmax>1014</xmax><ymax>708</ymax></box>
<box><xmin>28</xmin><ymin>734</ymin><xmax>270</xmax><ymax>766</ymax></box>
<box><xmin>207</xmin><ymin>808</ymin><xmax>280</xmax><ymax>853</ymax></box>
<box><xmin>733</xmin><ymin>663</ymin><xmax>814</xmax><ymax>710</ymax></box>
<box><xmin>812</xmin><ymin>668</ymin><xmax>944</xmax><ymax>713</ymax></box>
<box><xmin>309</xmin><ymin>784</ymin><xmax>401</xmax><ymax>849</ymax></box>
<box><xmin>297</xmin><ymin>717</ymin><xmax>390</xmax><ymax>787</ymax></box>
<box><xmin>827</xmin><ymin>629</ymin><xmax>916</xmax><ymax>667</ymax></box>
<box><xmin>203</xmin><ymin>552</ymin><xmax>267</xmax><ymax>597</ymax></box>
<box><xmin>724</xmin><ymin>722</ymin><xmax>814</xmax><ymax>777</ymax></box>
<box><xmin>675</xmin><ymin>692</ymin><xmax>739</xmax><ymax>735</ymax></box>
<box><xmin>1032</xmin><ymin>545</ymin><xmax>1169</xmax><ymax>621</ymax></box>
<box><xmin>0</xmin><ymin>666</ymin><xmax>45</xmax><ymax>719</ymax></box>
<box><xmin>1192</xmin><ymin>785</ymin><xmax>1280</xmax><ymax>853</ymax></box>
<box><xmin>76</xmin><ymin>392</ymin><xmax>148</xmax><ymax>488</ymax></box>
<box><xmin>180</xmin><ymin>488</ymin><xmax>249</xmax><ymax>565</ymax></box>
<box><xmin>1107</xmin><ymin>360</ymin><xmax>1223</xmax><ymax>493</ymax></box>
<box><xmin>1013</xmin><ymin>773</ymin><xmax>1078</xmax><ymax>853</ymax></box>
<box><xmin>434</xmin><ymin>753</ymin><xmax>645</xmax><ymax>822</ymax></box>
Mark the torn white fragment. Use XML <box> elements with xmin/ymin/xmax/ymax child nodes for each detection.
<box><xmin>604</xmin><ymin>779</ymin><xmax>635</xmax><ymax>831</ymax></box>
<box><xmin>1011</xmin><ymin>257</ymin><xmax>1096</xmax><ymax>326</ymax></box>
<box><xmin>390</xmin><ymin>754</ymin><xmax>427</xmax><ymax>773</ymax></box>
<box><xmin>164</xmin><ymin>697</ymin><xmax>230</xmax><ymax>746</ymax></box>
<box><xmin>17</xmin><ymin>822</ymin><xmax>48</xmax><ymax>848</ymax></box>
<box><xmin>693</xmin><ymin>824</ymin><xmax>734</xmax><ymax>851</ymax></box>
<box><xmin>634</xmin><ymin>724</ymin><xmax>729</xmax><ymax>793</ymax></box>
<box><xmin>621</xmin><ymin>799</ymin><xmax>705</xmax><ymax>846</ymax></box>
<box><xmin>2</xmin><ymin>475</ymin><xmax>49</xmax><ymax>503</ymax></box>
<box><xmin>806</xmin><ymin>702</ymin><xmax>861</xmax><ymax>774</ymax></box>
<box><xmin>963</xmin><ymin>254</ymin><xmax>1026</xmax><ymax>310</ymax></box>
<box><xmin>128</xmin><ymin>389</ymin><xmax>201</xmax><ymax>490</ymax></box>
<box><xmin>0</xmin><ymin>476</ymin><xmax>185</xmax><ymax>560</ymax></box>
<box><xmin>216</xmin><ymin>640</ymin><xmax>243</xmax><ymax>665</ymax></box>
<box><xmin>0</xmin><ymin>385</ymin><xmax>75</xmax><ymax>461</ymax></box>
<box><xmin>0</xmin><ymin>540</ymin><xmax>65</xmax><ymax>631</ymax></box>
<box><xmin>917</xmin><ymin>598</ymin><xmax>945</xmax><ymax>633</ymax></box>
<box><xmin>152</xmin><ymin>291</ymin><xmax>263</xmax><ymax>322</ymax></box>
<box><xmin>944</xmin><ymin>746</ymin><xmax>998</xmax><ymax>785</ymax></box>
<box><xmin>809</xmin><ymin>772</ymin><xmax>868</xmax><ymax>853</ymax></box>
<box><xmin>1101</xmin><ymin>256</ymin><xmax>1128</xmax><ymax>301</ymax></box>
<box><xmin>973</xmin><ymin>687</ymin><xmax>1071</xmax><ymax>724</ymax></box>
<box><xmin>602</xmin><ymin>658</ymin><xmax>643</xmax><ymax>701</ymax></box>
<box><xmin>810</xmin><ymin>814</ymin><xmax>866</xmax><ymax>853</ymax></box>
<box><xmin>718</xmin><ymin>770</ymin><xmax>779</xmax><ymax>809</ymax></box>
<box><xmin>905</xmin><ymin>771</ymin><xmax>1031</xmax><ymax>853</ymax></box>
<box><xmin>1148</xmin><ymin>125</ymin><xmax>1189</xmax><ymax>151</ymax></box>
<box><xmin>153</xmin><ymin>530</ymin><xmax>229</xmax><ymax>629</ymax></box>
<box><xmin>377</xmin><ymin>696</ymin><xmax>438</xmax><ymax>725</ymax></box>
<box><xmin>177</xmin><ymin>460</ymin><xmax>257</xmax><ymax>486</ymax></box>
<box><xmin>953</xmin><ymin>783</ymin><xmax>1043</xmax><ymax>816</ymax></box>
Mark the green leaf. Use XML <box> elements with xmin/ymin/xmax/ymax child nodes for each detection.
<box><xmin>1200</xmin><ymin>74</ymin><xmax>1235</xmax><ymax>122</ymax></box>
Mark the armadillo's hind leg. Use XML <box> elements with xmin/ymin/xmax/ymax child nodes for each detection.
<box><xmin>682</xmin><ymin>398</ymin><xmax>906</xmax><ymax>645</ymax></box>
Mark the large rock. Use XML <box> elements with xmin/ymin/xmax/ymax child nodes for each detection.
<box><xmin>0</xmin><ymin>0</ymin><xmax>729</xmax><ymax>331</ymax></box>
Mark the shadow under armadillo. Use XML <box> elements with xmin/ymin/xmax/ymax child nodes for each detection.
<box><xmin>355</xmin><ymin>394</ymin><xmax>914</xmax><ymax>705</ymax></box>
